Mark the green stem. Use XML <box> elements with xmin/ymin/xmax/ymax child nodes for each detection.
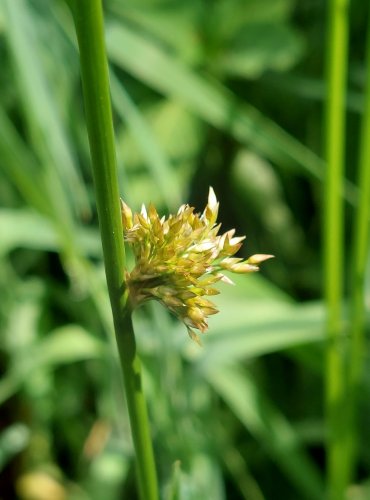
<box><xmin>324</xmin><ymin>0</ymin><xmax>349</xmax><ymax>499</ymax></box>
<box><xmin>66</xmin><ymin>1</ymin><xmax>158</xmax><ymax>498</ymax></box>
<box><xmin>347</xmin><ymin>12</ymin><xmax>370</xmax><ymax>483</ymax></box>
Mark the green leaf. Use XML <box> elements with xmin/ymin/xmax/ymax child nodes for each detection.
<box><xmin>0</xmin><ymin>209</ymin><xmax>101</xmax><ymax>257</ymax></box>
<box><xmin>36</xmin><ymin>325</ymin><xmax>106</xmax><ymax>366</ymax></box>
<box><xmin>198</xmin><ymin>301</ymin><xmax>325</xmax><ymax>368</ymax></box>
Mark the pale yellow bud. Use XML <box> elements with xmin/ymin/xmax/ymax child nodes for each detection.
<box><xmin>120</xmin><ymin>199</ymin><xmax>133</xmax><ymax>229</ymax></box>
<box><xmin>247</xmin><ymin>254</ymin><xmax>275</xmax><ymax>265</ymax></box>
<box><xmin>202</xmin><ymin>186</ymin><xmax>219</xmax><ymax>226</ymax></box>
<box><xmin>230</xmin><ymin>262</ymin><xmax>259</xmax><ymax>273</ymax></box>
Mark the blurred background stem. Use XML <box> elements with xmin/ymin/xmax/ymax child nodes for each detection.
<box><xmin>66</xmin><ymin>1</ymin><xmax>158</xmax><ymax>498</ymax></box>
<box><xmin>347</xmin><ymin>11</ymin><xmax>370</xmax><ymax>485</ymax></box>
<box><xmin>324</xmin><ymin>0</ymin><xmax>349</xmax><ymax>499</ymax></box>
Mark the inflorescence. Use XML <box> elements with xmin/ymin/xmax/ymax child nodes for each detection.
<box><xmin>121</xmin><ymin>188</ymin><xmax>273</xmax><ymax>344</ymax></box>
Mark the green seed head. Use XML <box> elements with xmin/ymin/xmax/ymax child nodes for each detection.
<box><xmin>122</xmin><ymin>187</ymin><xmax>273</xmax><ymax>344</ymax></box>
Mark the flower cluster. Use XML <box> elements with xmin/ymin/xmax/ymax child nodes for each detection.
<box><xmin>121</xmin><ymin>188</ymin><xmax>273</xmax><ymax>344</ymax></box>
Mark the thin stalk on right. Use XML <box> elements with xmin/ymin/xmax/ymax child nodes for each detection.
<box><xmin>323</xmin><ymin>0</ymin><xmax>349</xmax><ymax>499</ymax></box>
<box><xmin>346</xmin><ymin>10</ymin><xmax>370</xmax><ymax>484</ymax></box>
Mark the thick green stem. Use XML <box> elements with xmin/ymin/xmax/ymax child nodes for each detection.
<box><xmin>66</xmin><ymin>1</ymin><xmax>158</xmax><ymax>498</ymax></box>
<box><xmin>347</xmin><ymin>12</ymin><xmax>370</xmax><ymax>483</ymax></box>
<box><xmin>324</xmin><ymin>0</ymin><xmax>349</xmax><ymax>499</ymax></box>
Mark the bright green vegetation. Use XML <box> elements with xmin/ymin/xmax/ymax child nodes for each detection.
<box><xmin>0</xmin><ymin>1</ymin><xmax>369</xmax><ymax>499</ymax></box>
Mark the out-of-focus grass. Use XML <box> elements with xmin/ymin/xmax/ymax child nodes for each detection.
<box><xmin>0</xmin><ymin>0</ymin><xmax>369</xmax><ymax>499</ymax></box>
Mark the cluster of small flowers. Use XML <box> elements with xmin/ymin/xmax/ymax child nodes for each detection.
<box><xmin>121</xmin><ymin>188</ymin><xmax>273</xmax><ymax>344</ymax></box>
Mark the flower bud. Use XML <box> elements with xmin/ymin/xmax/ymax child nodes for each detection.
<box><xmin>120</xmin><ymin>199</ymin><xmax>133</xmax><ymax>230</ymax></box>
<box><xmin>247</xmin><ymin>254</ymin><xmax>275</xmax><ymax>265</ymax></box>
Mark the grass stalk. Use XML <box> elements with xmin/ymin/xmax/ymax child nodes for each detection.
<box><xmin>66</xmin><ymin>1</ymin><xmax>158</xmax><ymax>498</ymax></box>
<box><xmin>346</xmin><ymin>12</ymin><xmax>370</xmax><ymax>482</ymax></box>
<box><xmin>323</xmin><ymin>0</ymin><xmax>349</xmax><ymax>498</ymax></box>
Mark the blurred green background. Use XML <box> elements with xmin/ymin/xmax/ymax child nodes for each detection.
<box><xmin>0</xmin><ymin>0</ymin><xmax>369</xmax><ymax>498</ymax></box>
